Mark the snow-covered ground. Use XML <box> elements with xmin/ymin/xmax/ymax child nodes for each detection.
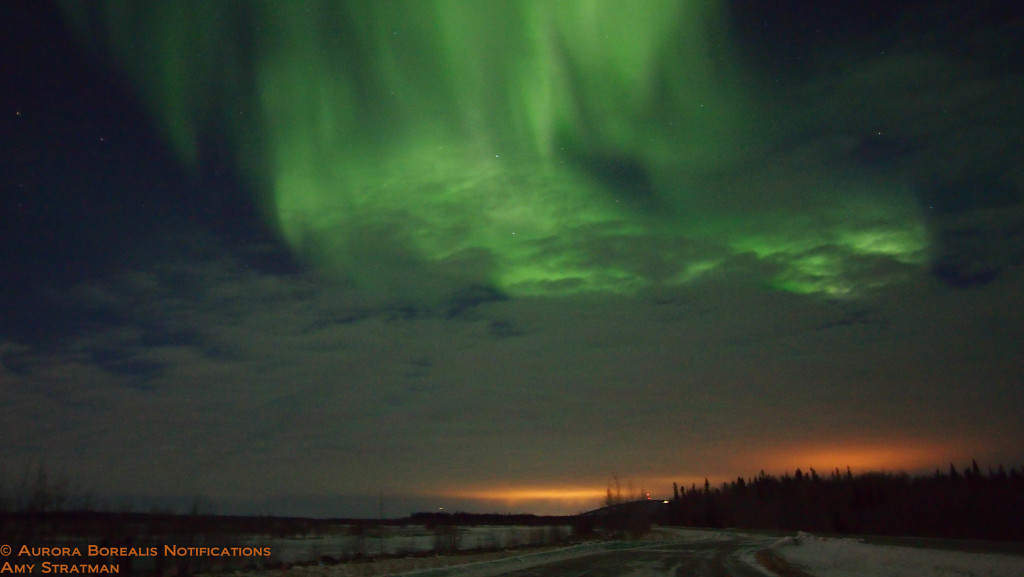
<box><xmin>247</xmin><ymin>525</ymin><xmax>573</xmax><ymax>565</ymax></box>
<box><xmin>237</xmin><ymin>527</ymin><xmax>728</xmax><ymax>577</ymax></box>
<box><xmin>236</xmin><ymin>528</ymin><xmax>1024</xmax><ymax>577</ymax></box>
<box><xmin>770</xmin><ymin>532</ymin><xmax>1024</xmax><ymax>577</ymax></box>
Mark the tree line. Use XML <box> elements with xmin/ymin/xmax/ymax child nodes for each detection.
<box><xmin>667</xmin><ymin>460</ymin><xmax>1024</xmax><ymax>540</ymax></box>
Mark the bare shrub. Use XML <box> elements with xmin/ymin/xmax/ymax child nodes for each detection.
<box><xmin>432</xmin><ymin>524</ymin><xmax>461</xmax><ymax>555</ymax></box>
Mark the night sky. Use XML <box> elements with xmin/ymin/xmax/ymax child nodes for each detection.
<box><xmin>2</xmin><ymin>0</ymin><xmax>1023</xmax><ymax>518</ymax></box>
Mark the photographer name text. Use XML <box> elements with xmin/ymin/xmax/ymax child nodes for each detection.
<box><xmin>1</xmin><ymin>544</ymin><xmax>272</xmax><ymax>574</ymax></box>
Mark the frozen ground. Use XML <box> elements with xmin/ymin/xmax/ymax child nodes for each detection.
<box><xmin>235</xmin><ymin>528</ymin><xmax>1024</xmax><ymax>576</ymax></box>
<box><xmin>248</xmin><ymin>524</ymin><xmax>573</xmax><ymax>565</ymax></box>
<box><xmin>236</xmin><ymin>528</ymin><xmax>735</xmax><ymax>577</ymax></box>
<box><xmin>770</xmin><ymin>532</ymin><xmax>1024</xmax><ymax>577</ymax></box>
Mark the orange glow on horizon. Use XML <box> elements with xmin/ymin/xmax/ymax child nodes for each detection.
<box><xmin>432</xmin><ymin>486</ymin><xmax>611</xmax><ymax>514</ymax></box>
<box><xmin>429</xmin><ymin>442</ymin><xmax>973</xmax><ymax>514</ymax></box>
<box><xmin>757</xmin><ymin>441</ymin><xmax>967</xmax><ymax>476</ymax></box>
<box><xmin>443</xmin><ymin>487</ymin><xmax>607</xmax><ymax>502</ymax></box>
<box><xmin>632</xmin><ymin>441</ymin><xmax>973</xmax><ymax>496</ymax></box>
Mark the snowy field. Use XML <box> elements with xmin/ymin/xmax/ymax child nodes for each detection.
<box><xmin>770</xmin><ymin>532</ymin><xmax>1024</xmax><ymax>577</ymax></box>
<box><xmin>237</xmin><ymin>527</ymin><xmax>732</xmax><ymax>577</ymax></box>
<box><xmin>246</xmin><ymin>525</ymin><xmax>573</xmax><ymax>565</ymax></box>
<box><xmin>233</xmin><ymin>528</ymin><xmax>1024</xmax><ymax>576</ymax></box>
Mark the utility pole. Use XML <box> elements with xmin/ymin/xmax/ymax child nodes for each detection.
<box><xmin>378</xmin><ymin>492</ymin><xmax>385</xmax><ymax>557</ymax></box>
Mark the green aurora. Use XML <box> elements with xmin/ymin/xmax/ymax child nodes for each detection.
<box><xmin>57</xmin><ymin>0</ymin><xmax>928</xmax><ymax>300</ymax></box>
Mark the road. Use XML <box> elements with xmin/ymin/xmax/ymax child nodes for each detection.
<box><xmin>488</xmin><ymin>534</ymin><xmax>778</xmax><ymax>577</ymax></box>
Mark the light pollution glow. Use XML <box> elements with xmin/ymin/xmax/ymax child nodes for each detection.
<box><xmin>435</xmin><ymin>441</ymin><xmax>966</xmax><ymax>514</ymax></box>
<box><xmin>57</xmin><ymin>0</ymin><xmax>928</xmax><ymax>301</ymax></box>
<box><xmin>439</xmin><ymin>487</ymin><xmax>610</xmax><ymax>514</ymax></box>
<box><xmin>764</xmin><ymin>443</ymin><xmax>970</xmax><ymax>475</ymax></box>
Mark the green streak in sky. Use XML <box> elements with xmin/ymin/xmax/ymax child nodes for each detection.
<box><xmin>58</xmin><ymin>0</ymin><xmax>927</xmax><ymax>300</ymax></box>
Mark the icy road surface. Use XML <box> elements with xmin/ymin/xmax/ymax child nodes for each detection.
<box><xmin>275</xmin><ymin>529</ymin><xmax>776</xmax><ymax>577</ymax></box>
<box><xmin>469</xmin><ymin>536</ymin><xmax>776</xmax><ymax>577</ymax></box>
<box><xmin>769</xmin><ymin>532</ymin><xmax>1024</xmax><ymax>577</ymax></box>
<box><xmin>249</xmin><ymin>528</ymin><xmax>1024</xmax><ymax>576</ymax></box>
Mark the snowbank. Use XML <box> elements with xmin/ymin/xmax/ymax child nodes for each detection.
<box><xmin>240</xmin><ymin>527</ymin><xmax>734</xmax><ymax>577</ymax></box>
<box><xmin>771</xmin><ymin>532</ymin><xmax>1024</xmax><ymax>577</ymax></box>
<box><xmin>249</xmin><ymin>525</ymin><xmax>572</xmax><ymax>565</ymax></box>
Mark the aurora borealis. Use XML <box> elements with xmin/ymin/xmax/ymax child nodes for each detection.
<box><xmin>53</xmin><ymin>0</ymin><xmax>927</xmax><ymax>299</ymax></box>
<box><xmin>2</xmin><ymin>0</ymin><xmax>1023</xmax><ymax>516</ymax></box>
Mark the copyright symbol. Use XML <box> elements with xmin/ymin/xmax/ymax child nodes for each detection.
<box><xmin>1</xmin><ymin>544</ymin><xmax>11</xmax><ymax>556</ymax></box>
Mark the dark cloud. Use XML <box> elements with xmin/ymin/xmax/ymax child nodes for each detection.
<box><xmin>2</xmin><ymin>256</ymin><xmax>1023</xmax><ymax>512</ymax></box>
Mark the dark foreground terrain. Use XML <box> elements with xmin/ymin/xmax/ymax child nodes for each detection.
<box><xmin>490</xmin><ymin>536</ymin><xmax>776</xmax><ymax>577</ymax></box>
